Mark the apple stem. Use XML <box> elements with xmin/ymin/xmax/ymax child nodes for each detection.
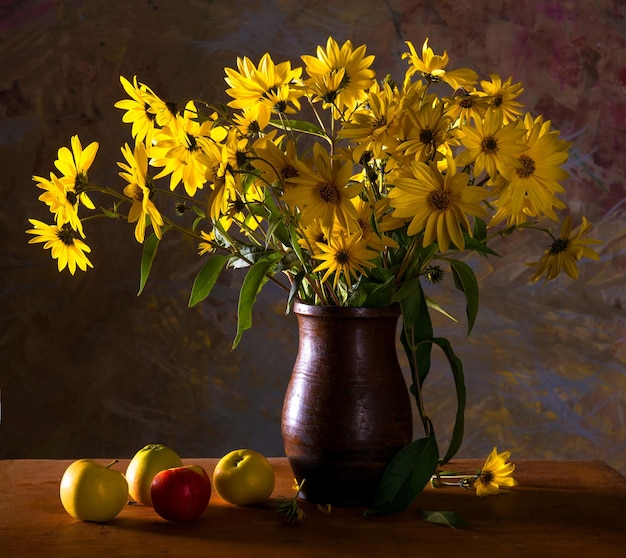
<box><xmin>106</xmin><ymin>459</ymin><xmax>119</xmax><ymax>469</ymax></box>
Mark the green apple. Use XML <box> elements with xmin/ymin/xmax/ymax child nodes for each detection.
<box><xmin>59</xmin><ymin>459</ymin><xmax>128</xmax><ymax>522</ymax></box>
<box><xmin>213</xmin><ymin>449</ymin><xmax>275</xmax><ymax>506</ymax></box>
<box><xmin>125</xmin><ymin>444</ymin><xmax>183</xmax><ymax>506</ymax></box>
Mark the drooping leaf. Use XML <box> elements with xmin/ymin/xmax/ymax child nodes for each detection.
<box><xmin>448</xmin><ymin>259</ymin><xmax>479</xmax><ymax>336</ymax></box>
<box><xmin>431</xmin><ymin>337</ymin><xmax>466</xmax><ymax>465</ymax></box>
<box><xmin>233</xmin><ymin>253</ymin><xmax>282</xmax><ymax>348</ymax></box>
<box><xmin>419</xmin><ymin>510</ymin><xmax>468</xmax><ymax>529</ymax></box>
<box><xmin>137</xmin><ymin>232</ymin><xmax>160</xmax><ymax>295</ymax></box>
<box><xmin>395</xmin><ymin>278</ymin><xmax>433</xmax><ymax>387</ymax></box>
<box><xmin>188</xmin><ymin>255</ymin><xmax>228</xmax><ymax>307</ymax></box>
<box><xmin>366</xmin><ymin>432</ymin><xmax>439</xmax><ymax>515</ymax></box>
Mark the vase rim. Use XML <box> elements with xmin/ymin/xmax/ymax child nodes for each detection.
<box><xmin>292</xmin><ymin>301</ymin><xmax>400</xmax><ymax>318</ymax></box>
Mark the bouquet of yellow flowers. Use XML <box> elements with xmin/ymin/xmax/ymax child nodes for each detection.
<box><xmin>27</xmin><ymin>36</ymin><xmax>600</xmax><ymax>512</ymax></box>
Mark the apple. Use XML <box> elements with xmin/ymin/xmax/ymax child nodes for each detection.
<box><xmin>59</xmin><ymin>459</ymin><xmax>128</xmax><ymax>522</ymax></box>
<box><xmin>150</xmin><ymin>465</ymin><xmax>212</xmax><ymax>522</ymax></box>
<box><xmin>213</xmin><ymin>449</ymin><xmax>275</xmax><ymax>506</ymax></box>
<box><xmin>125</xmin><ymin>444</ymin><xmax>183</xmax><ymax>506</ymax></box>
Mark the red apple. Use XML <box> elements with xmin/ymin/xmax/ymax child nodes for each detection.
<box><xmin>150</xmin><ymin>465</ymin><xmax>212</xmax><ymax>522</ymax></box>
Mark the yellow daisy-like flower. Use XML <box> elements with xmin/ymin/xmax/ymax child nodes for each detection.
<box><xmin>150</xmin><ymin>101</ymin><xmax>220</xmax><ymax>197</ymax></box>
<box><xmin>527</xmin><ymin>216</ymin><xmax>602</xmax><ymax>283</ymax></box>
<box><xmin>282</xmin><ymin>142</ymin><xmax>362</xmax><ymax>231</ymax></box>
<box><xmin>388</xmin><ymin>159</ymin><xmax>488</xmax><ymax>252</ymax></box>
<box><xmin>224</xmin><ymin>52</ymin><xmax>303</xmax><ymax>120</ymax></box>
<box><xmin>396</xmin><ymin>100</ymin><xmax>453</xmax><ymax>163</ymax></box>
<box><xmin>313</xmin><ymin>230</ymin><xmax>379</xmax><ymax>289</ymax></box>
<box><xmin>301</xmin><ymin>36</ymin><xmax>375</xmax><ymax>115</ymax></box>
<box><xmin>26</xmin><ymin>219</ymin><xmax>93</xmax><ymax>275</ymax></box>
<box><xmin>251</xmin><ymin>138</ymin><xmax>300</xmax><ymax>190</ymax></box>
<box><xmin>339</xmin><ymin>80</ymin><xmax>404</xmax><ymax>161</ymax></box>
<box><xmin>118</xmin><ymin>142</ymin><xmax>164</xmax><ymax>243</ymax></box>
<box><xmin>232</xmin><ymin>104</ymin><xmax>271</xmax><ymax>138</ymax></box>
<box><xmin>474</xmin><ymin>447</ymin><xmax>519</xmax><ymax>497</ymax></box>
<box><xmin>403</xmin><ymin>38</ymin><xmax>478</xmax><ymax>90</ymax></box>
<box><xmin>444</xmin><ymin>90</ymin><xmax>492</xmax><ymax>127</ymax></box>
<box><xmin>491</xmin><ymin>113</ymin><xmax>571</xmax><ymax>225</ymax></box>
<box><xmin>351</xmin><ymin>197</ymin><xmax>399</xmax><ymax>250</ymax></box>
<box><xmin>456</xmin><ymin>108</ymin><xmax>527</xmax><ymax>182</ymax></box>
<box><xmin>479</xmin><ymin>74</ymin><xmax>525</xmax><ymax>125</ymax></box>
<box><xmin>53</xmin><ymin>135</ymin><xmax>98</xmax><ymax>209</ymax></box>
<box><xmin>115</xmin><ymin>76</ymin><xmax>168</xmax><ymax>145</ymax></box>
<box><xmin>34</xmin><ymin>172</ymin><xmax>85</xmax><ymax>237</ymax></box>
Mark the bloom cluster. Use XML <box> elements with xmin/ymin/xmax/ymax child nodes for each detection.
<box><xmin>27</xmin><ymin>36</ymin><xmax>600</xmax><ymax>299</ymax></box>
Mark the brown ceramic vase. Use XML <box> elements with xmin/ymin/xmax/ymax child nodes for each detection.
<box><xmin>281</xmin><ymin>301</ymin><xmax>413</xmax><ymax>506</ymax></box>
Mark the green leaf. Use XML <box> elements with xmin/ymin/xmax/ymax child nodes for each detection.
<box><xmin>431</xmin><ymin>337</ymin><xmax>466</xmax><ymax>465</ymax></box>
<box><xmin>419</xmin><ymin>510</ymin><xmax>468</xmax><ymax>529</ymax></box>
<box><xmin>396</xmin><ymin>278</ymin><xmax>433</xmax><ymax>387</ymax></box>
<box><xmin>269</xmin><ymin>118</ymin><xmax>329</xmax><ymax>141</ymax></box>
<box><xmin>425</xmin><ymin>295</ymin><xmax>458</xmax><ymax>323</ymax></box>
<box><xmin>188</xmin><ymin>255</ymin><xmax>228</xmax><ymax>307</ymax></box>
<box><xmin>448</xmin><ymin>259</ymin><xmax>479</xmax><ymax>336</ymax></box>
<box><xmin>472</xmin><ymin>217</ymin><xmax>488</xmax><ymax>242</ymax></box>
<box><xmin>233</xmin><ymin>253</ymin><xmax>282</xmax><ymax>348</ymax></box>
<box><xmin>366</xmin><ymin>432</ymin><xmax>439</xmax><ymax>515</ymax></box>
<box><xmin>463</xmin><ymin>235</ymin><xmax>500</xmax><ymax>257</ymax></box>
<box><xmin>137</xmin><ymin>232</ymin><xmax>160</xmax><ymax>295</ymax></box>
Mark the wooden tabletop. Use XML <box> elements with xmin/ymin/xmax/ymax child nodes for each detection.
<box><xmin>1</xmin><ymin>458</ymin><xmax>625</xmax><ymax>557</ymax></box>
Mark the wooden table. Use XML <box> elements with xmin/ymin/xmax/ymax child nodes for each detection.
<box><xmin>1</xmin><ymin>458</ymin><xmax>625</xmax><ymax>557</ymax></box>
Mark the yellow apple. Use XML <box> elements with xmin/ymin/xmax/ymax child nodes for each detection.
<box><xmin>213</xmin><ymin>449</ymin><xmax>275</xmax><ymax>506</ymax></box>
<box><xmin>125</xmin><ymin>444</ymin><xmax>183</xmax><ymax>506</ymax></box>
<box><xmin>59</xmin><ymin>459</ymin><xmax>128</xmax><ymax>522</ymax></box>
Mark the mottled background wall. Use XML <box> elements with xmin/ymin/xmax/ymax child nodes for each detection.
<box><xmin>1</xmin><ymin>0</ymin><xmax>625</xmax><ymax>474</ymax></box>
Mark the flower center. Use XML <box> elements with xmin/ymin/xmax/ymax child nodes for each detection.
<box><xmin>550</xmin><ymin>238</ymin><xmax>570</xmax><ymax>254</ymax></box>
<box><xmin>492</xmin><ymin>94</ymin><xmax>503</xmax><ymax>107</ymax></box>
<box><xmin>186</xmin><ymin>133</ymin><xmax>198</xmax><ymax>152</ymax></box>
<box><xmin>481</xmin><ymin>136</ymin><xmax>498</xmax><ymax>154</ymax></box>
<box><xmin>280</xmin><ymin>165</ymin><xmax>298</xmax><ymax>180</ymax></box>
<box><xmin>429</xmin><ymin>189</ymin><xmax>451</xmax><ymax>211</ymax></box>
<box><xmin>479</xmin><ymin>470</ymin><xmax>495</xmax><ymax>485</ymax></box>
<box><xmin>66</xmin><ymin>190</ymin><xmax>78</xmax><ymax>206</ymax></box>
<box><xmin>516</xmin><ymin>154</ymin><xmax>536</xmax><ymax>178</ymax></box>
<box><xmin>419</xmin><ymin>128</ymin><xmax>434</xmax><ymax>145</ymax></box>
<box><xmin>319</xmin><ymin>182</ymin><xmax>340</xmax><ymax>204</ymax></box>
<box><xmin>372</xmin><ymin>115</ymin><xmax>387</xmax><ymax>129</ymax></box>
<box><xmin>56</xmin><ymin>223</ymin><xmax>76</xmax><ymax>246</ymax></box>
<box><xmin>460</xmin><ymin>97</ymin><xmax>474</xmax><ymax>108</ymax></box>
<box><xmin>335</xmin><ymin>250</ymin><xmax>350</xmax><ymax>265</ymax></box>
<box><xmin>127</xmin><ymin>184</ymin><xmax>143</xmax><ymax>202</ymax></box>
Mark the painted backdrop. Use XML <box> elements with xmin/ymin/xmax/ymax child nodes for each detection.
<box><xmin>1</xmin><ymin>0</ymin><xmax>625</xmax><ymax>475</ymax></box>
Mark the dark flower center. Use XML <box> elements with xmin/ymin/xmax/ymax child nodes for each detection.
<box><xmin>481</xmin><ymin>136</ymin><xmax>498</xmax><ymax>154</ymax></box>
<box><xmin>419</xmin><ymin>128</ymin><xmax>434</xmax><ymax>145</ymax></box>
<box><xmin>429</xmin><ymin>190</ymin><xmax>451</xmax><ymax>211</ymax></box>
<box><xmin>492</xmin><ymin>94</ymin><xmax>503</xmax><ymax>107</ymax></box>
<box><xmin>66</xmin><ymin>190</ymin><xmax>78</xmax><ymax>206</ymax></box>
<box><xmin>335</xmin><ymin>250</ymin><xmax>350</xmax><ymax>265</ymax></box>
<box><xmin>280</xmin><ymin>165</ymin><xmax>298</xmax><ymax>180</ymax></box>
<box><xmin>550</xmin><ymin>238</ymin><xmax>570</xmax><ymax>254</ymax></box>
<box><xmin>319</xmin><ymin>182</ymin><xmax>340</xmax><ymax>204</ymax></box>
<box><xmin>516</xmin><ymin>154</ymin><xmax>536</xmax><ymax>178</ymax></box>
<box><xmin>460</xmin><ymin>97</ymin><xmax>474</xmax><ymax>108</ymax></box>
<box><xmin>372</xmin><ymin>115</ymin><xmax>387</xmax><ymax>129</ymax></box>
<box><xmin>144</xmin><ymin>103</ymin><xmax>156</xmax><ymax>122</ymax></box>
<box><xmin>479</xmin><ymin>470</ymin><xmax>495</xmax><ymax>485</ymax></box>
<box><xmin>56</xmin><ymin>223</ymin><xmax>76</xmax><ymax>246</ymax></box>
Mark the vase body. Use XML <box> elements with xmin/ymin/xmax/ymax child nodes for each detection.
<box><xmin>281</xmin><ymin>302</ymin><xmax>413</xmax><ymax>506</ymax></box>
